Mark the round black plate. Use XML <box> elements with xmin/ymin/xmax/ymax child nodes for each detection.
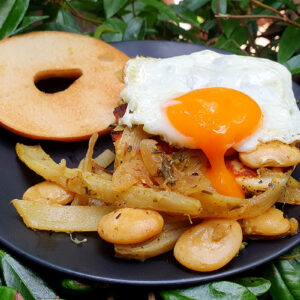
<box><xmin>0</xmin><ymin>41</ymin><xmax>300</xmax><ymax>286</ymax></box>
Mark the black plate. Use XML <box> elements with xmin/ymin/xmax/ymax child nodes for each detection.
<box><xmin>0</xmin><ymin>41</ymin><xmax>300</xmax><ymax>286</ymax></box>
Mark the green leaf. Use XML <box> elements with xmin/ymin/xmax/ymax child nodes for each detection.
<box><xmin>123</xmin><ymin>1</ymin><xmax>147</xmax><ymax>14</ymax></box>
<box><xmin>213</xmin><ymin>34</ymin><xmax>245</xmax><ymax>55</ymax></box>
<box><xmin>81</xmin><ymin>11</ymin><xmax>104</xmax><ymax>26</ymax></box>
<box><xmin>0</xmin><ymin>0</ymin><xmax>29</xmax><ymax>39</ymax></box>
<box><xmin>182</xmin><ymin>0</ymin><xmax>210</xmax><ymax>11</ymax></box>
<box><xmin>221</xmin><ymin>19</ymin><xmax>239</xmax><ymax>38</ymax></box>
<box><xmin>283</xmin><ymin>54</ymin><xmax>300</xmax><ymax>75</ymax></box>
<box><xmin>0</xmin><ymin>250</ymin><xmax>57</xmax><ymax>300</ymax></box>
<box><xmin>11</xmin><ymin>15</ymin><xmax>49</xmax><ymax>35</ymax></box>
<box><xmin>247</xmin><ymin>20</ymin><xmax>257</xmax><ymax>37</ymax></box>
<box><xmin>71</xmin><ymin>0</ymin><xmax>102</xmax><ymax>14</ymax></box>
<box><xmin>106</xmin><ymin>17</ymin><xmax>126</xmax><ymax>32</ymax></box>
<box><xmin>209</xmin><ymin>281</ymin><xmax>256</xmax><ymax>300</ymax></box>
<box><xmin>123</xmin><ymin>17</ymin><xmax>145</xmax><ymax>40</ymax></box>
<box><xmin>233</xmin><ymin>277</ymin><xmax>271</xmax><ymax>296</ymax></box>
<box><xmin>94</xmin><ymin>24</ymin><xmax>117</xmax><ymax>39</ymax></box>
<box><xmin>61</xmin><ymin>279</ymin><xmax>94</xmax><ymax>292</ymax></box>
<box><xmin>172</xmin><ymin>5</ymin><xmax>202</xmax><ymax>28</ymax></box>
<box><xmin>289</xmin><ymin>259</ymin><xmax>300</xmax><ymax>276</ymax></box>
<box><xmin>122</xmin><ymin>12</ymin><xmax>134</xmax><ymax>24</ymax></box>
<box><xmin>263</xmin><ymin>262</ymin><xmax>295</xmax><ymax>300</ymax></box>
<box><xmin>202</xmin><ymin>19</ymin><xmax>217</xmax><ymax>31</ymax></box>
<box><xmin>141</xmin><ymin>0</ymin><xmax>179</xmax><ymax>24</ymax></box>
<box><xmin>281</xmin><ymin>244</ymin><xmax>300</xmax><ymax>260</ymax></box>
<box><xmin>252</xmin><ymin>0</ymin><xmax>282</xmax><ymax>15</ymax></box>
<box><xmin>104</xmin><ymin>0</ymin><xmax>128</xmax><ymax>18</ymax></box>
<box><xmin>211</xmin><ymin>0</ymin><xmax>227</xmax><ymax>14</ymax></box>
<box><xmin>276</xmin><ymin>260</ymin><xmax>300</xmax><ymax>299</ymax></box>
<box><xmin>101</xmin><ymin>17</ymin><xmax>126</xmax><ymax>42</ymax></box>
<box><xmin>31</xmin><ymin>22</ymin><xmax>82</xmax><ymax>33</ymax></box>
<box><xmin>0</xmin><ymin>286</ymin><xmax>19</xmax><ymax>300</ymax></box>
<box><xmin>161</xmin><ymin>281</ymin><xmax>257</xmax><ymax>300</ymax></box>
<box><xmin>0</xmin><ymin>0</ymin><xmax>15</xmax><ymax>28</ymax></box>
<box><xmin>166</xmin><ymin>21</ymin><xmax>202</xmax><ymax>44</ymax></box>
<box><xmin>231</xmin><ymin>26</ymin><xmax>247</xmax><ymax>45</ymax></box>
<box><xmin>282</xmin><ymin>0</ymin><xmax>297</xmax><ymax>11</ymax></box>
<box><xmin>56</xmin><ymin>8</ymin><xmax>82</xmax><ymax>32</ymax></box>
<box><xmin>238</xmin><ymin>0</ymin><xmax>250</xmax><ymax>10</ymax></box>
<box><xmin>139</xmin><ymin>9</ymin><xmax>158</xmax><ymax>29</ymax></box>
<box><xmin>27</xmin><ymin>0</ymin><xmax>58</xmax><ymax>21</ymax></box>
<box><xmin>278</xmin><ymin>20</ymin><xmax>300</xmax><ymax>63</ymax></box>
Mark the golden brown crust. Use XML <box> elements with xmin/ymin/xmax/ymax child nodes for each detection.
<box><xmin>0</xmin><ymin>31</ymin><xmax>129</xmax><ymax>141</ymax></box>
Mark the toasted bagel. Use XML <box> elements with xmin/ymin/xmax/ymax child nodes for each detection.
<box><xmin>0</xmin><ymin>31</ymin><xmax>129</xmax><ymax>141</ymax></box>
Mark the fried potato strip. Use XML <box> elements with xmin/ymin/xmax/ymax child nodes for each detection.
<box><xmin>191</xmin><ymin>171</ymin><xmax>290</xmax><ymax>219</ymax></box>
<box><xmin>16</xmin><ymin>143</ymin><xmax>202</xmax><ymax>215</ymax></box>
<box><xmin>94</xmin><ymin>149</ymin><xmax>115</xmax><ymax>168</ymax></box>
<box><xmin>12</xmin><ymin>199</ymin><xmax>115</xmax><ymax>232</ymax></box>
<box><xmin>280</xmin><ymin>176</ymin><xmax>300</xmax><ymax>205</ymax></box>
<box><xmin>114</xmin><ymin>221</ymin><xmax>191</xmax><ymax>261</ymax></box>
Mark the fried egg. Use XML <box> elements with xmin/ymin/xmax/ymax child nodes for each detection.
<box><xmin>120</xmin><ymin>50</ymin><xmax>300</xmax><ymax>198</ymax></box>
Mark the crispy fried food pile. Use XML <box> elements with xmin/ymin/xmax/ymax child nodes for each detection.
<box><xmin>12</xmin><ymin>128</ymin><xmax>299</xmax><ymax>272</ymax></box>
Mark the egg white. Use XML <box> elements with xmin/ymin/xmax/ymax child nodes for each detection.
<box><xmin>120</xmin><ymin>50</ymin><xmax>300</xmax><ymax>152</ymax></box>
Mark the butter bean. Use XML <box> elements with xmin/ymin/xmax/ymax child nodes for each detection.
<box><xmin>241</xmin><ymin>207</ymin><xmax>295</xmax><ymax>237</ymax></box>
<box><xmin>98</xmin><ymin>208</ymin><xmax>164</xmax><ymax>244</ymax></box>
<box><xmin>174</xmin><ymin>219</ymin><xmax>242</xmax><ymax>272</ymax></box>
<box><xmin>23</xmin><ymin>181</ymin><xmax>74</xmax><ymax>205</ymax></box>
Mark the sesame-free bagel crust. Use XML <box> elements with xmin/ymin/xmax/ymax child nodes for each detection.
<box><xmin>0</xmin><ymin>31</ymin><xmax>129</xmax><ymax>141</ymax></box>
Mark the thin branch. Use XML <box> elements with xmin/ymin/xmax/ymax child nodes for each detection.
<box><xmin>216</xmin><ymin>0</ymin><xmax>224</xmax><ymax>34</ymax></box>
<box><xmin>250</xmin><ymin>0</ymin><xmax>283</xmax><ymax>17</ymax></box>
<box><xmin>131</xmin><ymin>0</ymin><xmax>136</xmax><ymax>18</ymax></box>
<box><xmin>64</xmin><ymin>1</ymin><xmax>103</xmax><ymax>25</ymax></box>
<box><xmin>215</xmin><ymin>13</ymin><xmax>300</xmax><ymax>29</ymax></box>
<box><xmin>245</xmin><ymin>23</ymin><xmax>259</xmax><ymax>56</ymax></box>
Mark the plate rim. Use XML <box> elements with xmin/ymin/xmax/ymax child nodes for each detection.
<box><xmin>1</xmin><ymin>40</ymin><xmax>300</xmax><ymax>286</ymax></box>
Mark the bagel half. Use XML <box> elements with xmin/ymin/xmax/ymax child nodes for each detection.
<box><xmin>0</xmin><ymin>31</ymin><xmax>129</xmax><ymax>141</ymax></box>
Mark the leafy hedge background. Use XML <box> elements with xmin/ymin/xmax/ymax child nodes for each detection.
<box><xmin>1</xmin><ymin>0</ymin><xmax>300</xmax><ymax>78</ymax></box>
<box><xmin>1</xmin><ymin>0</ymin><xmax>300</xmax><ymax>299</ymax></box>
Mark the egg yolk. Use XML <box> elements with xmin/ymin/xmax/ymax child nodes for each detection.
<box><xmin>166</xmin><ymin>87</ymin><xmax>262</xmax><ymax>198</ymax></box>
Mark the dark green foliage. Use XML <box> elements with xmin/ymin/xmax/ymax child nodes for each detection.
<box><xmin>0</xmin><ymin>250</ymin><xmax>57</xmax><ymax>300</ymax></box>
<box><xmin>0</xmin><ymin>0</ymin><xmax>299</xmax><ymax>74</ymax></box>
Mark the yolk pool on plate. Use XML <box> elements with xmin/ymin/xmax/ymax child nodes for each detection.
<box><xmin>166</xmin><ymin>87</ymin><xmax>262</xmax><ymax>198</ymax></box>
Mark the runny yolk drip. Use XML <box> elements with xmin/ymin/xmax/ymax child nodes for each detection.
<box><xmin>166</xmin><ymin>87</ymin><xmax>262</xmax><ymax>198</ymax></box>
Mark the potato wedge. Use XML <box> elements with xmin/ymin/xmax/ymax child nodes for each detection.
<box><xmin>16</xmin><ymin>143</ymin><xmax>202</xmax><ymax>215</ymax></box>
<box><xmin>279</xmin><ymin>177</ymin><xmax>300</xmax><ymax>205</ymax></box>
<box><xmin>114</xmin><ymin>126</ymin><xmax>149</xmax><ymax>168</ymax></box>
<box><xmin>82</xmin><ymin>132</ymin><xmax>98</xmax><ymax>172</ymax></box>
<box><xmin>16</xmin><ymin>143</ymin><xmax>80</xmax><ymax>187</ymax></box>
<box><xmin>12</xmin><ymin>199</ymin><xmax>115</xmax><ymax>232</ymax></box>
<box><xmin>75</xmin><ymin>172</ymin><xmax>202</xmax><ymax>215</ymax></box>
<box><xmin>230</xmin><ymin>159</ymin><xmax>290</xmax><ymax>194</ymax></box>
<box><xmin>114</xmin><ymin>221</ymin><xmax>191</xmax><ymax>261</ymax></box>
<box><xmin>94</xmin><ymin>149</ymin><xmax>115</xmax><ymax>168</ymax></box>
<box><xmin>191</xmin><ymin>172</ymin><xmax>290</xmax><ymax>219</ymax></box>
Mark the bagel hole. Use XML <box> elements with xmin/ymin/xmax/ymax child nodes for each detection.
<box><xmin>34</xmin><ymin>69</ymin><xmax>83</xmax><ymax>94</ymax></box>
